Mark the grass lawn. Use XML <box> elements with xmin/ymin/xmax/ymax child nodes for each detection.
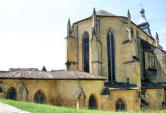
<box><xmin>0</xmin><ymin>99</ymin><xmax>165</xmax><ymax>113</ymax></box>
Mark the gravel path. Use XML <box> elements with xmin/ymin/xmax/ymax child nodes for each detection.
<box><xmin>0</xmin><ymin>102</ymin><xmax>30</xmax><ymax>113</ymax></box>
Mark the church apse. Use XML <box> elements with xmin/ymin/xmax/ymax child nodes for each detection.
<box><xmin>1</xmin><ymin>8</ymin><xmax>166</xmax><ymax>112</ymax></box>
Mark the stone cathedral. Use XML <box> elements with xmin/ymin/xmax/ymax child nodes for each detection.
<box><xmin>0</xmin><ymin>8</ymin><xmax>166</xmax><ymax>112</ymax></box>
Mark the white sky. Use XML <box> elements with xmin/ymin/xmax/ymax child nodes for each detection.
<box><xmin>0</xmin><ymin>0</ymin><xmax>166</xmax><ymax>71</ymax></box>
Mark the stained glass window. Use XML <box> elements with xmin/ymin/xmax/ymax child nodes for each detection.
<box><xmin>107</xmin><ymin>32</ymin><xmax>115</xmax><ymax>81</ymax></box>
<box><xmin>83</xmin><ymin>32</ymin><xmax>89</xmax><ymax>73</ymax></box>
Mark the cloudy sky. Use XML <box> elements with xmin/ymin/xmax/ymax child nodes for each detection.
<box><xmin>0</xmin><ymin>0</ymin><xmax>166</xmax><ymax>71</ymax></box>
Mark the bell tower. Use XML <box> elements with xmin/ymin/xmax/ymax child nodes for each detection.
<box><xmin>138</xmin><ymin>9</ymin><xmax>152</xmax><ymax>36</ymax></box>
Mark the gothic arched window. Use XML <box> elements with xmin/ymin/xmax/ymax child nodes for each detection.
<box><xmin>34</xmin><ymin>90</ymin><xmax>46</xmax><ymax>104</ymax></box>
<box><xmin>83</xmin><ymin>32</ymin><xmax>89</xmax><ymax>73</ymax></box>
<box><xmin>88</xmin><ymin>95</ymin><xmax>97</xmax><ymax>109</ymax></box>
<box><xmin>6</xmin><ymin>87</ymin><xmax>17</xmax><ymax>100</ymax></box>
<box><xmin>107</xmin><ymin>31</ymin><xmax>115</xmax><ymax>81</ymax></box>
<box><xmin>115</xmin><ymin>98</ymin><xmax>126</xmax><ymax>111</ymax></box>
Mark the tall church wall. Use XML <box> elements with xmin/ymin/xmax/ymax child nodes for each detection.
<box><xmin>98</xmin><ymin>17</ymin><xmax>141</xmax><ymax>87</ymax></box>
<box><xmin>74</xmin><ymin>19</ymin><xmax>92</xmax><ymax>72</ymax></box>
<box><xmin>70</xmin><ymin>15</ymin><xmax>166</xmax><ymax>86</ymax></box>
<box><xmin>71</xmin><ymin>17</ymin><xmax>142</xmax><ymax>87</ymax></box>
<box><xmin>135</xmin><ymin>24</ymin><xmax>166</xmax><ymax>83</ymax></box>
<box><xmin>154</xmin><ymin>49</ymin><xmax>166</xmax><ymax>83</ymax></box>
<box><xmin>136</xmin><ymin>28</ymin><xmax>155</xmax><ymax>46</ymax></box>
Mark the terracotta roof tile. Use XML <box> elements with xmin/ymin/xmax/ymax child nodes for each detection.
<box><xmin>0</xmin><ymin>70</ymin><xmax>106</xmax><ymax>80</ymax></box>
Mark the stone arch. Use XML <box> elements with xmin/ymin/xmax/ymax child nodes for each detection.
<box><xmin>6</xmin><ymin>87</ymin><xmax>17</xmax><ymax>100</ymax></box>
<box><xmin>76</xmin><ymin>87</ymin><xmax>86</xmax><ymax>109</ymax></box>
<box><xmin>107</xmin><ymin>29</ymin><xmax>116</xmax><ymax>82</ymax></box>
<box><xmin>82</xmin><ymin>31</ymin><xmax>90</xmax><ymax>73</ymax></box>
<box><xmin>106</xmin><ymin>28</ymin><xmax>115</xmax><ymax>35</ymax></box>
<box><xmin>88</xmin><ymin>94</ymin><xmax>98</xmax><ymax>109</ymax></box>
<box><xmin>115</xmin><ymin>98</ymin><xmax>126</xmax><ymax>111</ymax></box>
<box><xmin>19</xmin><ymin>83</ymin><xmax>29</xmax><ymax>101</ymax></box>
<box><xmin>106</xmin><ymin>28</ymin><xmax>116</xmax><ymax>51</ymax></box>
<box><xmin>34</xmin><ymin>89</ymin><xmax>46</xmax><ymax>104</ymax></box>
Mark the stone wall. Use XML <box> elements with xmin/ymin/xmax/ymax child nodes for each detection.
<box><xmin>142</xmin><ymin>88</ymin><xmax>164</xmax><ymax>110</ymax></box>
<box><xmin>101</xmin><ymin>90</ymin><xmax>140</xmax><ymax>112</ymax></box>
<box><xmin>1</xmin><ymin>79</ymin><xmax>165</xmax><ymax>111</ymax></box>
<box><xmin>0</xmin><ymin>79</ymin><xmax>105</xmax><ymax>109</ymax></box>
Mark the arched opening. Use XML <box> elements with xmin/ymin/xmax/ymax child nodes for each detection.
<box><xmin>0</xmin><ymin>86</ymin><xmax>3</xmax><ymax>92</ymax></box>
<box><xmin>141</xmin><ymin>99</ymin><xmax>149</xmax><ymax>110</ymax></box>
<box><xmin>115</xmin><ymin>98</ymin><xmax>126</xmax><ymax>111</ymax></box>
<box><xmin>34</xmin><ymin>90</ymin><xmax>46</xmax><ymax>104</ymax></box>
<box><xmin>88</xmin><ymin>95</ymin><xmax>97</xmax><ymax>109</ymax></box>
<box><xmin>107</xmin><ymin>31</ymin><xmax>115</xmax><ymax>82</ymax></box>
<box><xmin>6</xmin><ymin>87</ymin><xmax>17</xmax><ymax>100</ymax></box>
<box><xmin>83</xmin><ymin>32</ymin><xmax>89</xmax><ymax>73</ymax></box>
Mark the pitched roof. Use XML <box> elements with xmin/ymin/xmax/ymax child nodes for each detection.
<box><xmin>73</xmin><ymin>9</ymin><xmax>117</xmax><ymax>25</ymax></box>
<box><xmin>96</xmin><ymin>10</ymin><xmax>116</xmax><ymax>16</ymax></box>
<box><xmin>0</xmin><ymin>70</ymin><xmax>106</xmax><ymax>80</ymax></box>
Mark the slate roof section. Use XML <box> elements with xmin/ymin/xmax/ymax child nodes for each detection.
<box><xmin>0</xmin><ymin>70</ymin><xmax>106</xmax><ymax>80</ymax></box>
<box><xmin>141</xmin><ymin>82</ymin><xmax>165</xmax><ymax>89</ymax></box>
<box><xmin>108</xmin><ymin>82</ymin><xmax>138</xmax><ymax>90</ymax></box>
<box><xmin>96</xmin><ymin>10</ymin><xmax>116</xmax><ymax>16</ymax></box>
<box><xmin>73</xmin><ymin>10</ymin><xmax>117</xmax><ymax>25</ymax></box>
